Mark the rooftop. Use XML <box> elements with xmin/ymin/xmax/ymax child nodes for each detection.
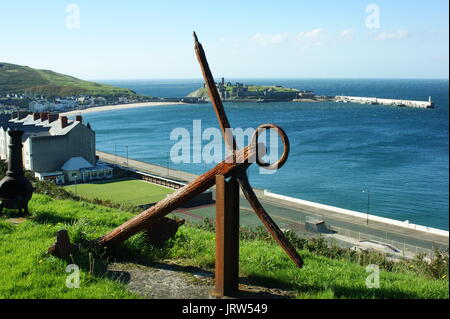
<box><xmin>61</xmin><ymin>156</ymin><xmax>93</xmax><ymax>171</ymax></box>
<box><xmin>0</xmin><ymin>112</ymin><xmax>84</xmax><ymax>136</ymax></box>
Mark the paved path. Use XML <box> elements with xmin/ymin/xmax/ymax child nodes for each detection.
<box><xmin>107</xmin><ymin>262</ymin><xmax>292</xmax><ymax>299</ymax></box>
<box><xmin>97</xmin><ymin>150</ymin><xmax>198</xmax><ymax>183</ymax></box>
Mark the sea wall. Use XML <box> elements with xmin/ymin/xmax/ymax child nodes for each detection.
<box><xmin>264</xmin><ymin>190</ymin><xmax>449</xmax><ymax>237</ymax></box>
<box><xmin>335</xmin><ymin>96</ymin><xmax>433</xmax><ymax>108</ymax></box>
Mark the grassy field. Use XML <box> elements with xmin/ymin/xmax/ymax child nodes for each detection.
<box><xmin>64</xmin><ymin>179</ymin><xmax>174</xmax><ymax>206</ymax></box>
<box><xmin>0</xmin><ymin>194</ymin><xmax>447</xmax><ymax>299</ymax></box>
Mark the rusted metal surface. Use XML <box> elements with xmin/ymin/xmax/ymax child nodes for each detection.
<box><xmin>93</xmin><ymin>144</ymin><xmax>260</xmax><ymax>249</ymax></box>
<box><xmin>50</xmin><ymin>33</ymin><xmax>303</xmax><ymax>278</ymax></box>
<box><xmin>252</xmin><ymin>124</ymin><xmax>290</xmax><ymax>170</ymax></box>
<box><xmin>194</xmin><ymin>32</ymin><xmax>303</xmax><ymax>268</ymax></box>
<box><xmin>0</xmin><ymin>130</ymin><xmax>33</xmax><ymax>216</ymax></box>
<box><xmin>144</xmin><ymin>217</ymin><xmax>185</xmax><ymax>248</ymax></box>
<box><xmin>49</xmin><ymin>145</ymin><xmax>259</xmax><ymax>256</ymax></box>
<box><xmin>49</xmin><ymin>144</ymin><xmax>261</xmax><ymax>257</ymax></box>
<box><xmin>48</xmin><ymin>230</ymin><xmax>79</xmax><ymax>259</ymax></box>
<box><xmin>214</xmin><ymin>175</ymin><xmax>239</xmax><ymax>297</ymax></box>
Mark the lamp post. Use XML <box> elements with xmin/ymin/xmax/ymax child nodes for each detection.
<box><xmin>167</xmin><ymin>151</ymin><xmax>170</xmax><ymax>177</ymax></box>
<box><xmin>126</xmin><ymin>145</ymin><xmax>129</xmax><ymax>168</ymax></box>
<box><xmin>74</xmin><ymin>173</ymin><xmax>78</xmax><ymax>195</ymax></box>
<box><xmin>362</xmin><ymin>189</ymin><xmax>370</xmax><ymax>225</ymax></box>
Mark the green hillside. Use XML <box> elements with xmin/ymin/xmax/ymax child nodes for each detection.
<box><xmin>0</xmin><ymin>62</ymin><xmax>138</xmax><ymax>97</ymax></box>
<box><xmin>187</xmin><ymin>87</ymin><xmax>209</xmax><ymax>99</ymax></box>
<box><xmin>0</xmin><ymin>161</ymin><xmax>447</xmax><ymax>299</ymax></box>
<box><xmin>0</xmin><ymin>194</ymin><xmax>447</xmax><ymax>299</ymax></box>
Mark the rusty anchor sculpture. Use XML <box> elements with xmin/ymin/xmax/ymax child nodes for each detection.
<box><xmin>49</xmin><ymin>32</ymin><xmax>303</xmax><ymax>296</ymax></box>
<box><xmin>193</xmin><ymin>31</ymin><xmax>302</xmax><ymax>266</ymax></box>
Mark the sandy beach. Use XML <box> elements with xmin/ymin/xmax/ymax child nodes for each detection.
<box><xmin>60</xmin><ymin>101</ymin><xmax>186</xmax><ymax>116</ymax></box>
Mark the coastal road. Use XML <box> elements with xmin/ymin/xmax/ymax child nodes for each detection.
<box><xmin>97</xmin><ymin>150</ymin><xmax>449</xmax><ymax>255</ymax></box>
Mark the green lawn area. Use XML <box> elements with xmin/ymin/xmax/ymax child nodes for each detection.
<box><xmin>0</xmin><ymin>194</ymin><xmax>447</xmax><ymax>299</ymax></box>
<box><xmin>64</xmin><ymin>179</ymin><xmax>174</xmax><ymax>206</ymax></box>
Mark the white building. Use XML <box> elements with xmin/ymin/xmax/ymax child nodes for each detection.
<box><xmin>1</xmin><ymin>112</ymin><xmax>113</xmax><ymax>185</ymax></box>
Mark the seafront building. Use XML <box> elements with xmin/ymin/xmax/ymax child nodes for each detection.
<box><xmin>0</xmin><ymin>112</ymin><xmax>112</xmax><ymax>184</ymax></box>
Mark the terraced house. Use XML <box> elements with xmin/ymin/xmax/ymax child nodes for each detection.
<box><xmin>0</xmin><ymin>112</ymin><xmax>112</xmax><ymax>184</ymax></box>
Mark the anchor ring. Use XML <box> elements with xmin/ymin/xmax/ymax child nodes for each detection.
<box><xmin>251</xmin><ymin>124</ymin><xmax>290</xmax><ymax>170</ymax></box>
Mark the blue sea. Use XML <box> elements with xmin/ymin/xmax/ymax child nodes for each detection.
<box><xmin>84</xmin><ymin>79</ymin><xmax>449</xmax><ymax>230</ymax></box>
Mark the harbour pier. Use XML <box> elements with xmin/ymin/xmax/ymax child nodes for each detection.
<box><xmin>335</xmin><ymin>95</ymin><xmax>434</xmax><ymax>108</ymax></box>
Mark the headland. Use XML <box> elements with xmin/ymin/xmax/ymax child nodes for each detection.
<box><xmin>187</xmin><ymin>77</ymin><xmax>434</xmax><ymax>108</ymax></box>
<box><xmin>187</xmin><ymin>77</ymin><xmax>334</xmax><ymax>102</ymax></box>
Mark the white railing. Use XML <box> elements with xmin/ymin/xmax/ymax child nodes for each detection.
<box><xmin>264</xmin><ymin>190</ymin><xmax>449</xmax><ymax>237</ymax></box>
<box><xmin>327</xmin><ymin>224</ymin><xmax>441</xmax><ymax>259</ymax></box>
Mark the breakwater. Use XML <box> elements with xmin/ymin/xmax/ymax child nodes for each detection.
<box><xmin>335</xmin><ymin>95</ymin><xmax>434</xmax><ymax>108</ymax></box>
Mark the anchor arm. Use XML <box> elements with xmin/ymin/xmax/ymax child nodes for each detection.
<box><xmin>94</xmin><ymin>144</ymin><xmax>258</xmax><ymax>248</ymax></box>
<box><xmin>237</xmin><ymin>174</ymin><xmax>303</xmax><ymax>267</ymax></box>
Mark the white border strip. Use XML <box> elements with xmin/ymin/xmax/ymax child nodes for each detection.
<box><xmin>264</xmin><ymin>190</ymin><xmax>449</xmax><ymax>237</ymax></box>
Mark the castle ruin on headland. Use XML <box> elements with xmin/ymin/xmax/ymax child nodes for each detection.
<box><xmin>207</xmin><ymin>77</ymin><xmax>317</xmax><ymax>102</ymax></box>
<box><xmin>189</xmin><ymin>78</ymin><xmax>434</xmax><ymax>108</ymax></box>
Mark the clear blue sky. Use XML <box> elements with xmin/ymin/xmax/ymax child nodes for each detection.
<box><xmin>0</xmin><ymin>0</ymin><xmax>448</xmax><ymax>79</ymax></box>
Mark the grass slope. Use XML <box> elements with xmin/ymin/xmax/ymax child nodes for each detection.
<box><xmin>0</xmin><ymin>194</ymin><xmax>447</xmax><ymax>299</ymax></box>
<box><xmin>0</xmin><ymin>62</ymin><xmax>137</xmax><ymax>97</ymax></box>
<box><xmin>64</xmin><ymin>179</ymin><xmax>174</xmax><ymax>206</ymax></box>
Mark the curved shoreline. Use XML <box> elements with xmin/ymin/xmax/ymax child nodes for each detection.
<box><xmin>60</xmin><ymin>101</ymin><xmax>186</xmax><ymax>116</ymax></box>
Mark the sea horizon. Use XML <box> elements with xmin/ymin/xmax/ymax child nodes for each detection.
<box><xmin>92</xmin><ymin>77</ymin><xmax>450</xmax><ymax>82</ymax></box>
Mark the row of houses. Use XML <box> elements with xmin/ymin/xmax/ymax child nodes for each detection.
<box><xmin>29</xmin><ymin>98</ymin><xmax>77</xmax><ymax>112</ymax></box>
<box><xmin>0</xmin><ymin>112</ymin><xmax>112</xmax><ymax>184</ymax></box>
<box><xmin>26</xmin><ymin>97</ymin><xmax>106</xmax><ymax>112</ymax></box>
<box><xmin>0</xmin><ymin>94</ymin><xmax>137</xmax><ymax>113</ymax></box>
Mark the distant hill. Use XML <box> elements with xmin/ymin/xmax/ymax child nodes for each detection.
<box><xmin>0</xmin><ymin>62</ymin><xmax>138</xmax><ymax>97</ymax></box>
<box><xmin>187</xmin><ymin>87</ymin><xmax>209</xmax><ymax>99</ymax></box>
